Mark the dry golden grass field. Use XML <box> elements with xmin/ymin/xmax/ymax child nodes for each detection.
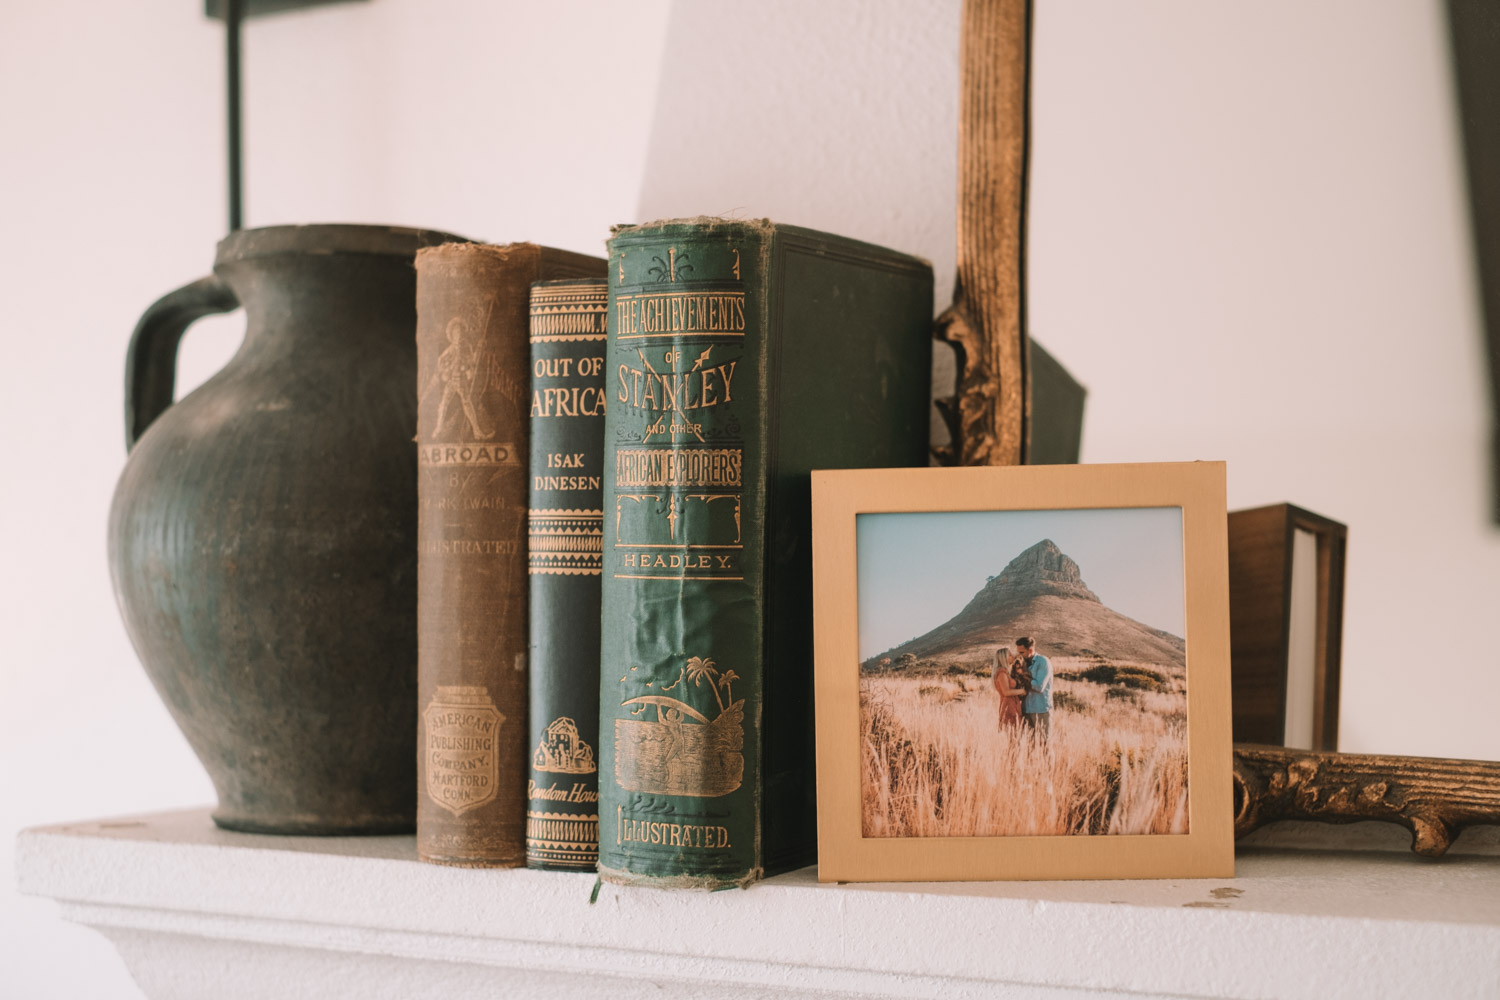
<box><xmin>860</xmin><ymin>656</ymin><xmax>1189</xmax><ymax>838</ymax></box>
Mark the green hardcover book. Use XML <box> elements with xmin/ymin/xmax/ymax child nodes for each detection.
<box><xmin>597</xmin><ymin>218</ymin><xmax>933</xmax><ymax>887</ymax></box>
<box><xmin>526</xmin><ymin>278</ymin><xmax>609</xmax><ymax>870</ymax></box>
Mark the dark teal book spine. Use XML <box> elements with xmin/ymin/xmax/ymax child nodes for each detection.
<box><xmin>596</xmin><ymin>220</ymin><xmax>934</xmax><ymax>887</ymax></box>
<box><xmin>598</xmin><ymin>225</ymin><xmax>762</xmax><ymax>887</ymax></box>
<box><xmin>526</xmin><ymin>278</ymin><xmax>609</xmax><ymax>870</ymax></box>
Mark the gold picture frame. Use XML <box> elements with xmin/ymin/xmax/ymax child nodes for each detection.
<box><xmin>811</xmin><ymin>461</ymin><xmax>1235</xmax><ymax>882</ymax></box>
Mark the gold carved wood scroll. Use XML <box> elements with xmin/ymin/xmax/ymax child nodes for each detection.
<box><xmin>938</xmin><ymin>3</ymin><xmax>1500</xmax><ymax>855</ymax></box>
<box><xmin>1234</xmin><ymin>744</ymin><xmax>1500</xmax><ymax>858</ymax></box>
<box><xmin>935</xmin><ymin>0</ymin><xmax>1031</xmax><ymax>466</ymax></box>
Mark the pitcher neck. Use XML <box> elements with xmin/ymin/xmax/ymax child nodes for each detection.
<box><xmin>210</xmin><ymin>225</ymin><xmax>469</xmax><ymax>354</ymax></box>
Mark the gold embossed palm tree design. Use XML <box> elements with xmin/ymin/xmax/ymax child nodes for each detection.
<box><xmin>679</xmin><ymin>656</ymin><xmax>739</xmax><ymax>714</ymax></box>
<box><xmin>615</xmin><ymin>655</ymin><xmax>744</xmax><ymax>797</ymax></box>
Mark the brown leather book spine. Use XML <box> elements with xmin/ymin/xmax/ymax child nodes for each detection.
<box><xmin>415</xmin><ymin>242</ymin><xmax>605</xmax><ymax>866</ymax></box>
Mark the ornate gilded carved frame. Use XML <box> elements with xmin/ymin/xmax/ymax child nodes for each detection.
<box><xmin>947</xmin><ymin>0</ymin><xmax>1500</xmax><ymax>856</ymax></box>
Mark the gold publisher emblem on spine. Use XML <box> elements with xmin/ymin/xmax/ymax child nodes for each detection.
<box><xmin>615</xmin><ymin>656</ymin><xmax>744</xmax><ymax>798</ymax></box>
<box><xmin>423</xmin><ymin>686</ymin><xmax>504</xmax><ymax>816</ymax></box>
<box><xmin>533</xmin><ymin>717</ymin><xmax>597</xmax><ymax>773</ymax></box>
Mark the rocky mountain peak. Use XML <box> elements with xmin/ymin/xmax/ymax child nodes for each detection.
<box><xmin>973</xmin><ymin>539</ymin><xmax>1100</xmax><ymax>606</ymax></box>
<box><xmin>866</xmin><ymin>537</ymin><xmax>1185</xmax><ymax>670</ymax></box>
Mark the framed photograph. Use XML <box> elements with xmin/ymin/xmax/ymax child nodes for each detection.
<box><xmin>811</xmin><ymin>462</ymin><xmax>1234</xmax><ymax>882</ymax></box>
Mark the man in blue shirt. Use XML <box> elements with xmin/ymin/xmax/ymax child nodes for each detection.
<box><xmin>1017</xmin><ymin>636</ymin><xmax>1051</xmax><ymax>739</ymax></box>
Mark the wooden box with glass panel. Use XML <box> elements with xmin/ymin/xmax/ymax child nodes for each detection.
<box><xmin>1227</xmin><ymin>504</ymin><xmax>1347</xmax><ymax>750</ymax></box>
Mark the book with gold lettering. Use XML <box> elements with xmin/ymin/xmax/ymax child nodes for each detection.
<box><xmin>415</xmin><ymin>243</ymin><xmax>606</xmax><ymax>867</ymax></box>
<box><xmin>597</xmin><ymin>219</ymin><xmax>933</xmax><ymax>887</ymax></box>
<box><xmin>526</xmin><ymin>278</ymin><xmax>608</xmax><ymax>870</ymax></box>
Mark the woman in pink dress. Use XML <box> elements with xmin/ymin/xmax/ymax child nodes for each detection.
<box><xmin>992</xmin><ymin>645</ymin><xmax>1025</xmax><ymax>730</ymax></box>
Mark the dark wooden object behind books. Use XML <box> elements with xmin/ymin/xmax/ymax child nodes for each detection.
<box><xmin>1228</xmin><ymin>504</ymin><xmax>1346</xmax><ymax>750</ymax></box>
<box><xmin>1234</xmin><ymin>745</ymin><xmax>1500</xmax><ymax>858</ymax></box>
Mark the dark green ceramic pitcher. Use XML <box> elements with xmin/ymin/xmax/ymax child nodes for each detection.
<box><xmin>109</xmin><ymin>224</ymin><xmax>469</xmax><ymax>834</ymax></box>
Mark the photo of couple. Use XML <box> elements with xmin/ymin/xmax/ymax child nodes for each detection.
<box><xmin>856</xmin><ymin>506</ymin><xmax>1191</xmax><ymax>839</ymax></box>
<box><xmin>990</xmin><ymin>637</ymin><xmax>1051</xmax><ymax>737</ymax></box>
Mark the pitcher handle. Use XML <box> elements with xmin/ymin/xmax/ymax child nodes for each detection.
<box><xmin>124</xmin><ymin>276</ymin><xmax>240</xmax><ymax>451</ymax></box>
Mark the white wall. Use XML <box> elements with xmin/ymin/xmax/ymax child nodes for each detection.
<box><xmin>1024</xmin><ymin>1</ymin><xmax>1496</xmax><ymax>760</ymax></box>
<box><xmin>0</xmin><ymin>2</ymin><xmax>671</xmax><ymax>996</ymax></box>
<box><xmin>2</xmin><ymin>0</ymin><xmax>1494</xmax><ymax>996</ymax></box>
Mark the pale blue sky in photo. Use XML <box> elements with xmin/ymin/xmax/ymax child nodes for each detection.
<box><xmin>856</xmin><ymin>507</ymin><xmax>1186</xmax><ymax>662</ymax></box>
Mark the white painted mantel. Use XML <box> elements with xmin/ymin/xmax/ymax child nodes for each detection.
<box><xmin>15</xmin><ymin>811</ymin><xmax>1500</xmax><ymax>1000</ymax></box>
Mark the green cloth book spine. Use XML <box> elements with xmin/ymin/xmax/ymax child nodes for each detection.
<box><xmin>526</xmin><ymin>278</ymin><xmax>609</xmax><ymax>870</ymax></box>
<box><xmin>597</xmin><ymin>218</ymin><xmax>933</xmax><ymax>887</ymax></box>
